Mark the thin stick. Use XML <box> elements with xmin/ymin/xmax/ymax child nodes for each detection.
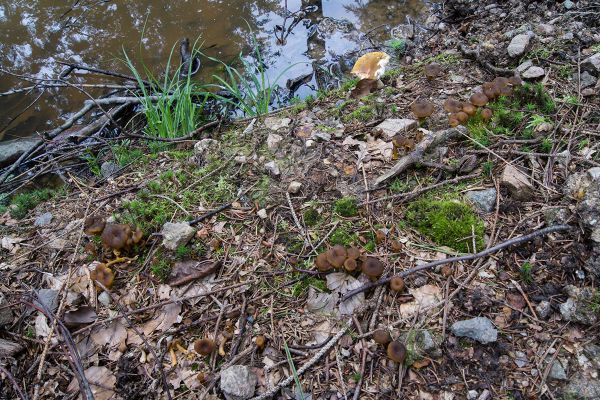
<box><xmin>0</xmin><ymin>365</ymin><xmax>29</xmax><ymax>400</ymax></box>
<box><xmin>342</xmin><ymin>224</ymin><xmax>571</xmax><ymax>301</ymax></box>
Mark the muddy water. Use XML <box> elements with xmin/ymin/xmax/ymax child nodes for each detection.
<box><xmin>0</xmin><ymin>0</ymin><xmax>427</xmax><ymax>141</ymax></box>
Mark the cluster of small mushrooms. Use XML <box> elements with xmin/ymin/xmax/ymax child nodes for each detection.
<box><xmin>372</xmin><ymin>329</ymin><xmax>407</xmax><ymax>364</ymax></box>
<box><xmin>83</xmin><ymin>216</ymin><xmax>144</xmax><ymax>290</ymax></box>
<box><xmin>315</xmin><ymin>244</ymin><xmax>406</xmax><ymax>292</ymax></box>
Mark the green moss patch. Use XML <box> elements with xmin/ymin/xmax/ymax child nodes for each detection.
<box><xmin>405</xmin><ymin>199</ymin><xmax>485</xmax><ymax>253</ymax></box>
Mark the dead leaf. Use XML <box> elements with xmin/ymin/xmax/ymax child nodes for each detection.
<box><xmin>35</xmin><ymin>313</ymin><xmax>52</xmax><ymax>338</ymax></box>
<box><xmin>63</xmin><ymin>306</ymin><xmax>97</xmax><ymax>327</ymax></box>
<box><xmin>128</xmin><ymin>301</ymin><xmax>181</xmax><ymax>345</ymax></box>
<box><xmin>67</xmin><ymin>366</ymin><xmax>116</xmax><ymax>400</ymax></box>
<box><xmin>412</xmin><ymin>358</ymin><xmax>431</xmax><ymax>369</ymax></box>
<box><xmin>506</xmin><ymin>292</ymin><xmax>526</xmax><ymax>310</ymax></box>
<box><xmin>326</xmin><ymin>273</ymin><xmax>365</xmax><ymax>315</ymax></box>
<box><xmin>168</xmin><ymin>260</ymin><xmax>221</xmax><ymax>286</ymax></box>
<box><xmin>1</xmin><ymin>236</ymin><xmax>24</xmax><ymax>253</ymax></box>
<box><xmin>350</xmin><ymin>78</ymin><xmax>378</xmax><ymax>99</ymax></box>
<box><xmin>399</xmin><ymin>285</ymin><xmax>442</xmax><ymax>317</ymax></box>
<box><xmin>92</xmin><ymin>319</ymin><xmax>127</xmax><ymax>348</ymax></box>
<box><xmin>306</xmin><ymin>287</ymin><xmax>336</xmax><ymax>315</ymax></box>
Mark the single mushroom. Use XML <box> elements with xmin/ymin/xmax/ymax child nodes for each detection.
<box><xmin>101</xmin><ymin>224</ymin><xmax>131</xmax><ymax>251</ymax></box>
<box><xmin>411</xmin><ymin>100</ymin><xmax>435</xmax><ymax>120</ymax></box>
<box><xmin>326</xmin><ymin>245</ymin><xmax>347</xmax><ymax>269</ymax></box>
<box><xmin>255</xmin><ymin>335</ymin><xmax>267</xmax><ymax>351</ymax></box>
<box><xmin>315</xmin><ymin>252</ymin><xmax>333</xmax><ymax>272</ymax></box>
<box><xmin>361</xmin><ymin>257</ymin><xmax>384</xmax><ymax>280</ymax></box>
<box><xmin>90</xmin><ymin>263</ymin><xmax>115</xmax><ymax>290</ymax></box>
<box><xmin>455</xmin><ymin>111</ymin><xmax>469</xmax><ymax>124</ymax></box>
<box><xmin>131</xmin><ymin>227</ymin><xmax>144</xmax><ymax>245</ymax></box>
<box><xmin>387</xmin><ymin>340</ymin><xmax>407</xmax><ymax>363</ymax></box>
<box><xmin>482</xmin><ymin>82</ymin><xmax>499</xmax><ymax>100</ymax></box>
<box><xmin>372</xmin><ymin>329</ymin><xmax>392</xmax><ymax>345</ymax></box>
<box><xmin>470</xmin><ymin>93</ymin><xmax>489</xmax><ymax>107</ymax></box>
<box><xmin>346</xmin><ymin>247</ymin><xmax>361</xmax><ymax>260</ymax></box>
<box><xmin>344</xmin><ymin>258</ymin><xmax>358</xmax><ymax>272</ymax></box>
<box><xmin>351</xmin><ymin>52</ymin><xmax>391</xmax><ymax>80</ymax></box>
<box><xmin>443</xmin><ymin>98</ymin><xmax>463</xmax><ymax>113</ymax></box>
<box><xmin>389</xmin><ymin>239</ymin><xmax>402</xmax><ymax>252</ymax></box>
<box><xmin>493</xmin><ymin>77</ymin><xmax>512</xmax><ymax>96</ymax></box>
<box><xmin>424</xmin><ymin>62</ymin><xmax>442</xmax><ymax>80</ymax></box>
<box><xmin>389</xmin><ymin>276</ymin><xmax>405</xmax><ymax>292</ymax></box>
<box><xmin>481</xmin><ymin>108</ymin><xmax>493</xmax><ymax>122</ymax></box>
<box><xmin>508</xmin><ymin>75</ymin><xmax>523</xmax><ymax>86</ymax></box>
<box><xmin>84</xmin><ymin>216</ymin><xmax>106</xmax><ymax>236</ymax></box>
<box><xmin>375</xmin><ymin>229</ymin><xmax>386</xmax><ymax>244</ymax></box>
<box><xmin>462</xmin><ymin>103</ymin><xmax>477</xmax><ymax>116</ymax></box>
<box><xmin>194</xmin><ymin>338</ymin><xmax>215</xmax><ymax>356</ymax></box>
<box><xmin>441</xmin><ymin>265</ymin><xmax>454</xmax><ymax>278</ymax></box>
<box><xmin>448</xmin><ymin>114</ymin><xmax>460</xmax><ymax>127</ymax></box>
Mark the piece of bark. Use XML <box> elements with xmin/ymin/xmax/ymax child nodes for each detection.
<box><xmin>168</xmin><ymin>260</ymin><xmax>222</xmax><ymax>287</ymax></box>
<box><xmin>0</xmin><ymin>338</ymin><xmax>24</xmax><ymax>357</ymax></box>
<box><xmin>375</xmin><ymin>126</ymin><xmax>467</xmax><ymax>186</ymax></box>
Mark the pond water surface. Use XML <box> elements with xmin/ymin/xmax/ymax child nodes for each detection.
<box><xmin>0</xmin><ymin>0</ymin><xmax>427</xmax><ymax>141</ymax></box>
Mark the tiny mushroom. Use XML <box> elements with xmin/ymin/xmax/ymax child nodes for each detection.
<box><xmin>344</xmin><ymin>258</ymin><xmax>358</xmax><ymax>272</ymax></box>
<box><xmin>90</xmin><ymin>263</ymin><xmax>115</xmax><ymax>290</ymax></box>
<box><xmin>448</xmin><ymin>114</ymin><xmax>460</xmax><ymax>127</ymax></box>
<box><xmin>255</xmin><ymin>335</ymin><xmax>267</xmax><ymax>351</ymax></box>
<box><xmin>101</xmin><ymin>224</ymin><xmax>131</xmax><ymax>251</ymax></box>
<box><xmin>443</xmin><ymin>98</ymin><xmax>463</xmax><ymax>113</ymax></box>
<box><xmin>131</xmin><ymin>227</ymin><xmax>144</xmax><ymax>245</ymax></box>
<box><xmin>481</xmin><ymin>108</ymin><xmax>493</xmax><ymax>122</ymax></box>
<box><xmin>470</xmin><ymin>92</ymin><xmax>489</xmax><ymax>107</ymax></box>
<box><xmin>84</xmin><ymin>216</ymin><xmax>106</xmax><ymax>236</ymax></box>
<box><xmin>389</xmin><ymin>276</ymin><xmax>405</xmax><ymax>292</ymax></box>
<box><xmin>387</xmin><ymin>340</ymin><xmax>407</xmax><ymax>363</ymax></box>
<box><xmin>346</xmin><ymin>247</ymin><xmax>361</xmax><ymax>260</ymax></box>
<box><xmin>361</xmin><ymin>257</ymin><xmax>384</xmax><ymax>280</ymax></box>
<box><xmin>315</xmin><ymin>252</ymin><xmax>333</xmax><ymax>272</ymax></box>
<box><xmin>441</xmin><ymin>265</ymin><xmax>454</xmax><ymax>278</ymax></box>
<box><xmin>351</xmin><ymin>52</ymin><xmax>391</xmax><ymax>80</ymax></box>
<box><xmin>508</xmin><ymin>75</ymin><xmax>523</xmax><ymax>86</ymax></box>
<box><xmin>411</xmin><ymin>100</ymin><xmax>435</xmax><ymax>120</ymax></box>
<box><xmin>326</xmin><ymin>245</ymin><xmax>348</xmax><ymax>269</ymax></box>
<box><xmin>455</xmin><ymin>111</ymin><xmax>469</xmax><ymax>124</ymax></box>
<box><xmin>194</xmin><ymin>338</ymin><xmax>215</xmax><ymax>356</ymax></box>
<box><xmin>482</xmin><ymin>82</ymin><xmax>499</xmax><ymax>100</ymax></box>
<box><xmin>462</xmin><ymin>103</ymin><xmax>477</xmax><ymax>116</ymax></box>
<box><xmin>424</xmin><ymin>62</ymin><xmax>442</xmax><ymax>80</ymax></box>
<box><xmin>373</xmin><ymin>329</ymin><xmax>392</xmax><ymax>345</ymax></box>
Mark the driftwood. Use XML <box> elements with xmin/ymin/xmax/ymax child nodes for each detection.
<box><xmin>375</xmin><ymin>126</ymin><xmax>467</xmax><ymax>186</ymax></box>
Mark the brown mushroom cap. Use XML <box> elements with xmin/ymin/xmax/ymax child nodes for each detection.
<box><xmin>131</xmin><ymin>227</ymin><xmax>143</xmax><ymax>244</ymax></box>
<box><xmin>373</xmin><ymin>329</ymin><xmax>392</xmax><ymax>345</ymax></box>
<box><xmin>493</xmin><ymin>77</ymin><xmax>512</xmax><ymax>96</ymax></box>
<box><xmin>101</xmin><ymin>224</ymin><xmax>131</xmax><ymax>250</ymax></box>
<box><xmin>387</xmin><ymin>340</ymin><xmax>407</xmax><ymax>363</ymax></box>
<box><xmin>481</xmin><ymin>108</ymin><xmax>493</xmax><ymax>121</ymax></box>
<box><xmin>315</xmin><ymin>252</ymin><xmax>333</xmax><ymax>272</ymax></box>
<box><xmin>375</xmin><ymin>230</ymin><xmax>386</xmax><ymax>244</ymax></box>
<box><xmin>462</xmin><ymin>103</ymin><xmax>477</xmax><ymax>116</ymax></box>
<box><xmin>389</xmin><ymin>239</ymin><xmax>402</xmax><ymax>252</ymax></box>
<box><xmin>448</xmin><ymin>115</ymin><xmax>460</xmax><ymax>127</ymax></box>
<box><xmin>84</xmin><ymin>216</ymin><xmax>106</xmax><ymax>236</ymax></box>
<box><xmin>482</xmin><ymin>82</ymin><xmax>499</xmax><ymax>100</ymax></box>
<box><xmin>424</xmin><ymin>62</ymin><xmax>442</xmax><ymax>80</ymax></box>
<box><xmin>441</xmin><ymin>265</ymin><xmax>454</xmax><ymax>278</ymax></box>
<box><xmin>194</xmin><ymin>338</ymin><xmax>215</xmax><ymax>356</ymax></box>
<box><xmin>361</xmin><ymin>257</ymin><xmax>384</xmax><ymax>279</ymax></box>
<box><xmin>470</xmin><ymin>93</ymin><xmax>489</xmax><ymax>107</ymax></box>
<box><xmin>444</xmin><ymin>98</ymin><xmax>463</xmax><ymax>113</ymax></box>
<box><xmin>90</xmin><ymin>263</ymin><xmax>114</xmax><ymax>290</ymax></box>
<box><xmin>456</xmin><ymin>111</ymin><xmax>469</xmax><ymax>124</ymax></box>
<box><xmin>344</xmin><ymin>258</ymin><xmax>358</xmax><ymax>272</ymax></box>
<box><xmin>389</xmin><ymin>276</ymin><xmax>405</xmax><ymax>292</ymax></box>
<box><xmin>508</xmin><ymin>76</ymin><xmax>523</xmax><ymax>86</ymax></box>
<box><xmin>255</xmin><ymin>335</ymin><xmax>266</xmax><ymax>350</ymax></box>
<box><xmin>493</xmin><ymin>77</ymin><xmax>510</xmax><ymax>86</ymax></box>
<box><xmin>346</xmin><ymin>247</ymin><xmax>361</xmax><ymax>260</ymax></box>
<box><xmin>326</xmin><ymin>245</ymin><xmax>347</xmax><ymax>269</ymax></box>
<box><xmin>351</xmin><ymin>52</ymin><xmax>391</xmax><ymax>80</ymax></box>
<box><xmin>410</xmin><ymin>100</ymin><xmax>435</xmax><ymax>119</ymax></box>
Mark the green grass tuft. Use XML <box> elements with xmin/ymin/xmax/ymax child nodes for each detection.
<box><xmin>333</xmin><ymin>197</ymin><xmax>358</xmax><ymax>217</ymax></box>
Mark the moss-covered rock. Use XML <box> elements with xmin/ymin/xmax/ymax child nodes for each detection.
<box><xmin>405</xmin><ymin>199</ymin><xmax>485</xmax><ymax>253</ymax></box>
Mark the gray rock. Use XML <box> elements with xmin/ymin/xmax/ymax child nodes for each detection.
<box><xmin>559</xmin><ymin>286</ymin><xmax>599</xmax><ymax>325</ymax></box>
<box><xmin>401</xmin><ymin>329</ymin><xmax>442</xmax><ymax>359</ymax></box>
<box><xmin>287</xmin><ymin>181</ymin><xmax>302</xmax><ymax>194</ymax></box>
<box><xmin>563</xmin><ymin>0</ymin><xmax>575</xmax><ymax>10</ymax></box>
<box><xmin>575</xmin><ymin>71</ymin><xmax>598</xmax><ymax>89</ymax></box>
<box><xmin>514</xmin><ymin>351</ymin><xmax>528</xmax><ymax>368</ymax></box>
<box><xmin>100</xmin><ymin>161</ymin><xmax>120</xmax><ymax>179</ymax></box>
<box><xmin>0</xmin><ymin>137</ymin><xmax>41</xmax><ymax>168</ymax></box>
<box><xmin>583</xmin><ymin>344</ymin><xmax>600</xmax><ymax>369</ymax></box>
<box><xmin>536</xmin><ymin>23</ymin><xmax>555</xmax><ymax>36</ymax></box>
<box><xmin>517</xmin><ymin>60</ymin><xmax>533</xmax><ymax>73</ymax></box>
<box><xmin>563</xmin><ymin>377</ymin><xmax>600</xmax><ymax>399</ymax></box>
<box><xmin>522</xmin><ymin>66</ymin><xmax>545</xmax><ymax>79</ymax></box>
<box><xmin>264</xmin><ymin>117</ymin><xmax>291</xmax><ymax>131</ymax></box>
<box><xmin>0</xmin><ymin>338</ymin><xmax>24</xmax><ymax>357</ymax></box>
<box><xmin>311</xmin><ymin>131</ymin><xmax>331</xmax><ymax>142</ymax></box>
<box><xmin>266</xmin><ymin>133</ymin><xmax>283</xmax><ymax>151</ymax></box>
<box><xmin>582</xmin><ymin>53</ymin><xmax>600</xmax><ymax>75</ymax></box>
<box><xmin>548</xmin><ymin>359</ymin><xmax>568</xmax><ymax>380</ymax></box>
<box><xmin>561</xmin><ymin>31</ymin><xmax>574</xmax><ymax>41</ymax></box>
<box><xmin>0</xmin><ymin>293</ymin><xmax>13</xmax><ymax>327</ymax></box>
<box><xmin>467</xmin><ymin>390</ymin><xmax>478</xmax><ymax>400</ymax></box>
<box><xmin>194</xmin><ymin>139</ymin><xmax>219</xmax><ymax>155</ymax></box>
<box><xmin>588</xmin><ymin>167</ymin><xmax>600</xmax><ymax>181</ymax></box>
<box><xmin>501</xmin><ymin>165</ymin><xmax>534</xmax><ymax>201</ymax></box>
<box><xmin>160</xmin><ymin>222</ymin><xmax>196</xmax><ymax>251</ymax></box>
<box><xmin>465</xmin><ymin>188</ymin><xmax>497</xmax><ymax>213</ymax></box>
<box><xmin>220</xmin><ymin>365</ymin><xmax>257</xmax><ymax>400</ymax></box>
<box><xmin>536</xmin><ymin>300</ymin><xmax>552</xmax><ymax>319</ymax></box>
<box><xmin>375</xmin><ymin>118</ymin><xmax>418</xmax><ymax>139</ymax></box>
<box><xmin>264</xmin><ymin>161</ymin><xmax>280</xmax><ymax>176</ymax></box>
<box><xmin>507</xmin><ymin>32</ymin><xmax>534</xmax><ymax>57</ymax></box>
<box><xmin>451</xmin><ymin>317</ymin><xmax>498</xmax><ymax>344</ymax></box>
<box><xmin>34</xmin><ymin>212</ymin><xmax>53</xmax><ymax>227</ymax></box>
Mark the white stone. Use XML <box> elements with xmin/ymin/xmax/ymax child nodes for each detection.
<box><xmin>257</xmin><ymin>209</ymin><xmax>268</xmax><ymax>219</ymax></box>
<box><xmin>264</xmin><ymin>117</ymin><xmax>291</xmax><ymax>131</ymax></box>
<box><xmin>287</xmin><ymin>181</ymin><xmax>302</xmax><ymax>194</ymax></box>
<box><xmin>517</xmin><ymin>60</ymin><xmax>533</xmax><ymax>73</ymax></box>
<box><xmin>522</xmin><ymin>66</ymin><xmax>545</xmax><ymax>79</ymax></box>
<box><xmin>264</xmin><ymin>161</ymin><xmax>280</xmax><ymax>176</ymax></box>
<box><xmin>220</xmin><ymin>365</ymin><xmax>257</xmax><ymax>400</ymax></box>
<box><xmin>507</xmin><ymin>32</ymin><xmax>534</xmax><ymax>57</ymax></box>
<box><xmin>234</xmin><ymin>155</ymin><xmax>247</xmax><ymax>164</ymax></box>
<box><xmin>194</xmin><ymin>139</ymin><xmax>218</xmax><ymax>155</ymax></box>
<box><xmin>160</xmin><ymin>222</ymin><xmax>196</xmax><ymax>251</ymax></box>
<box><xmin>266</xmin><ymin>133</ymin><xmax>283</xmax><ymax>151</ymax></box>
<box><xmin>374</xmin><ymin>118</ymin><xmax>418</xmax><ymax>139</ymax></box>
<box><xmin>501</xmin><ymin>164</ymin><xmax>534</xmax><ymax>201</ymax></box>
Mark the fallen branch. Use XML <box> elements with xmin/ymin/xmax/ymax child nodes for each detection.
<box><xmin>126</xmin><ymin>119</ymin><xmax>220</xmax><ymax>143</ymax></box>
<box><xmin>375</xmin><ymin>126</ymin><xmax>467</xmax><ymax>186</ymax></box>
<box><xmin>341</xmin><ymin>224</ymin><xmax>571</xmax><ymax>302</ymax></box>
<box><xmin>57</xmin><ymin>61</ymin><xmax>151</xmax><ymax>86</ymax></box>
<box><xmin>458</xmin><ymin>43</ymin><xmax>514</xmax><ymax>76</ymax></box>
